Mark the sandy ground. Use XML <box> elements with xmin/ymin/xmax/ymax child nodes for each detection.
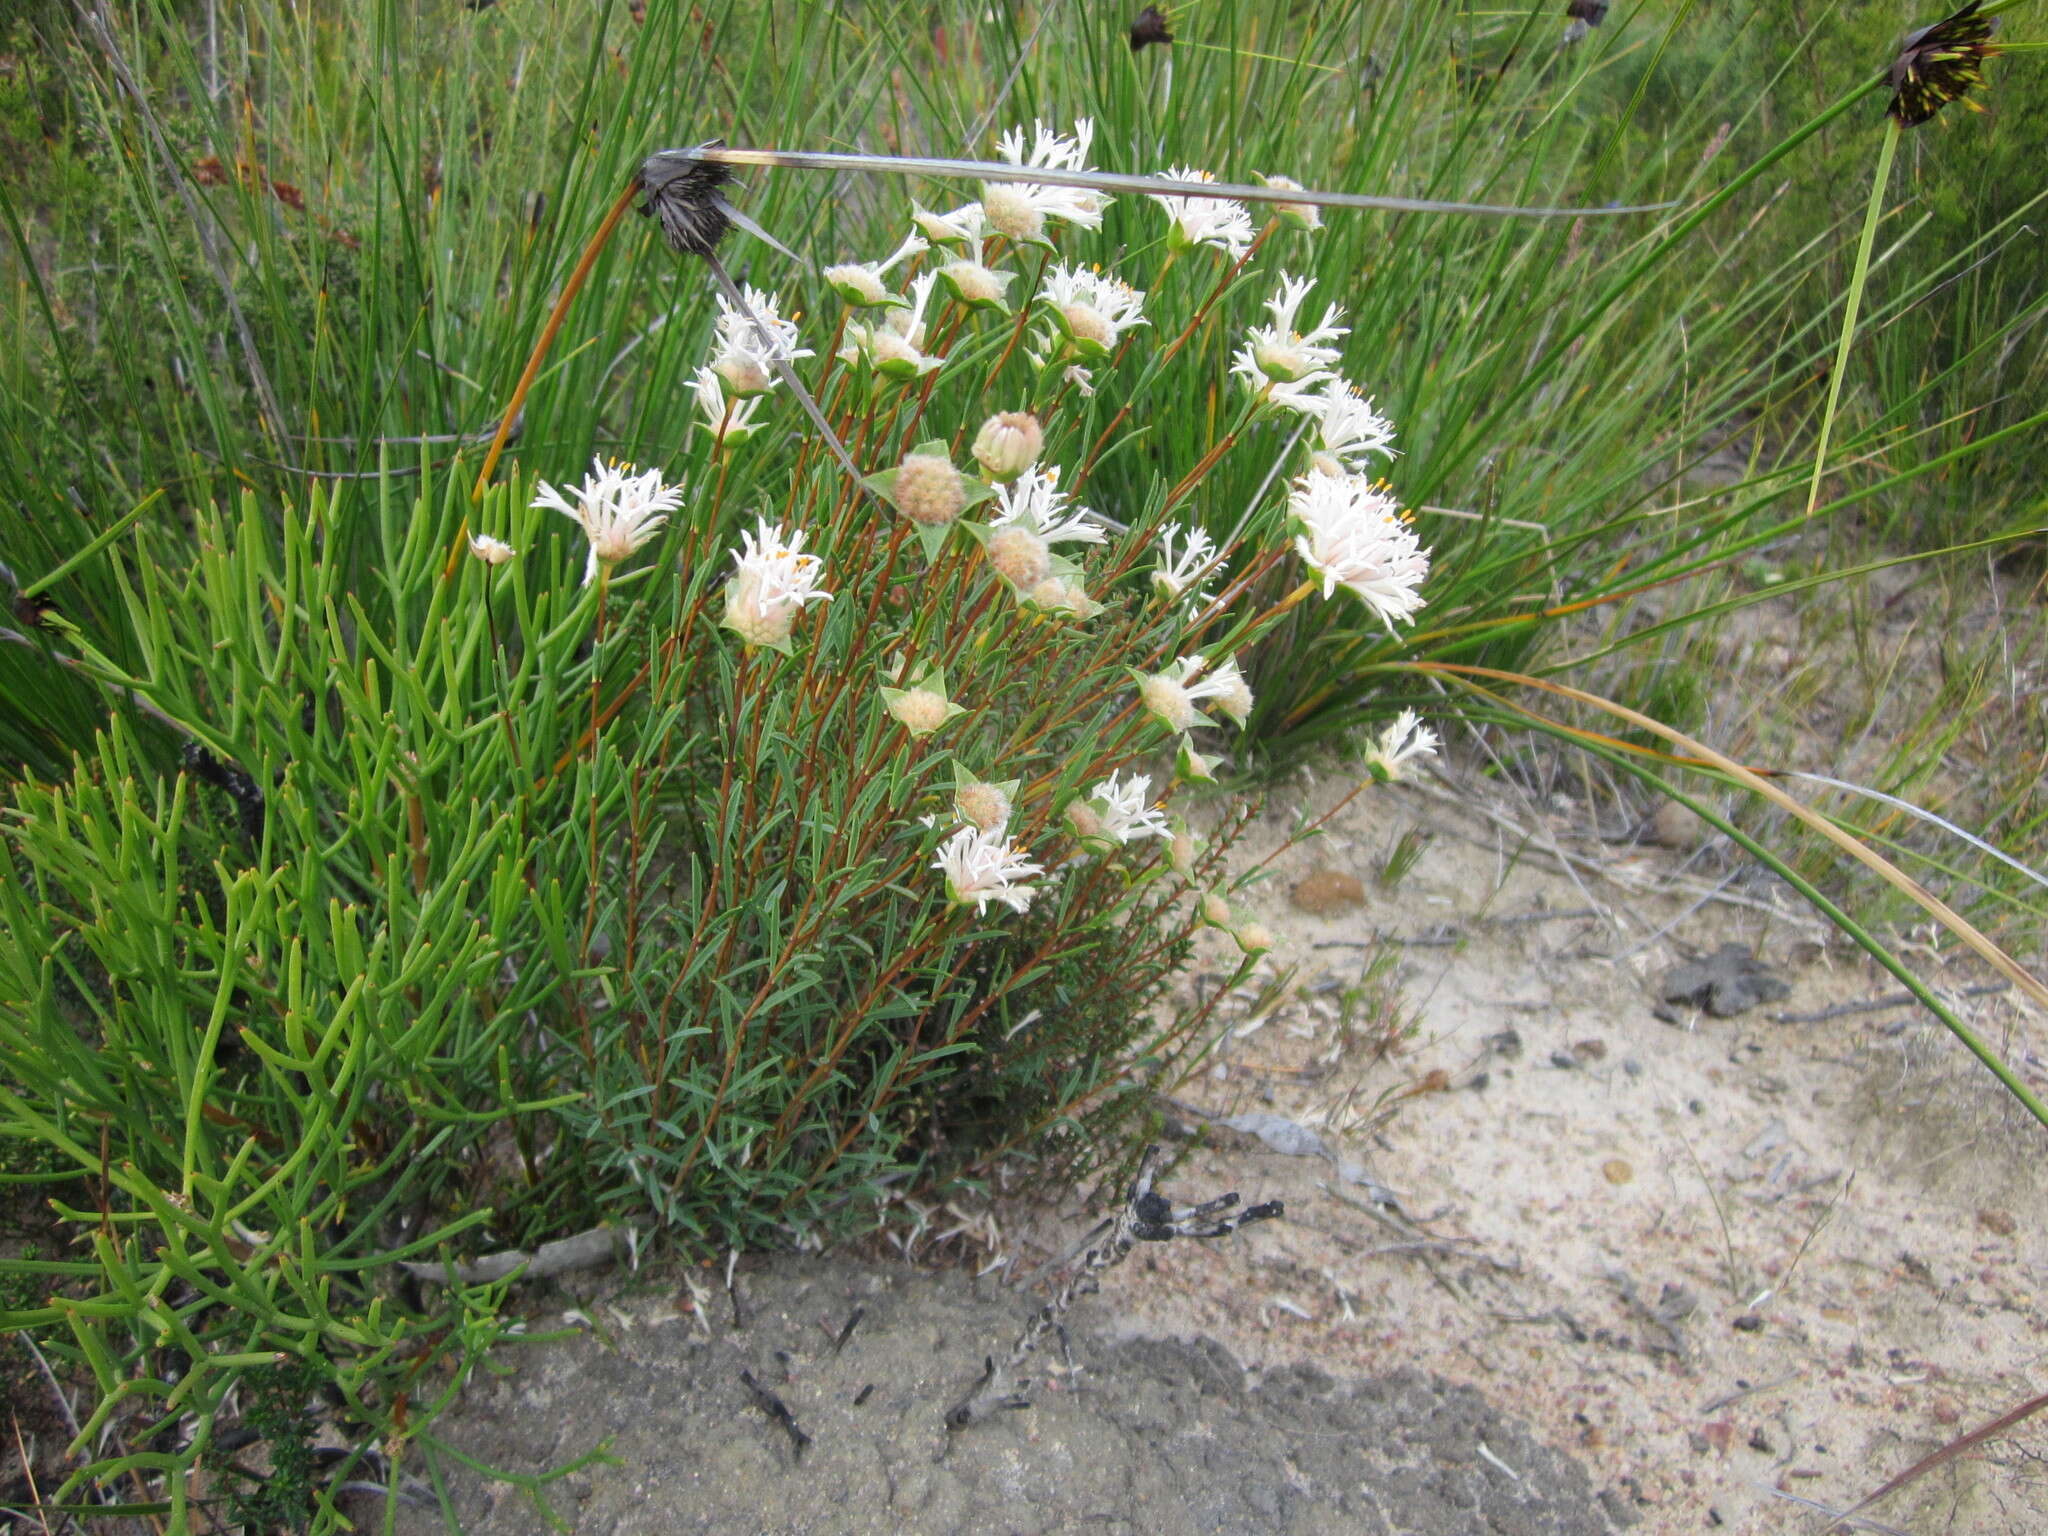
<box><xmin>1065</xmin><ymin>768</ymin><xmax>2048</xmax><ymax>1535</ymax></box>
<box><xmin>399</xmin><ymin>762</ymin><xmax>2045</xmax><ymax>1535</ymax></box>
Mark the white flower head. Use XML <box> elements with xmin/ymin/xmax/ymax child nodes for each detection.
<box><xmin>1135</xmin><ymin>653</ymin><xmax>1251</xmax><ymax>734</ymax></box>
<box><xmin>1254</xmin><ymin>173</ymin><xmax>1323</xmax><ymax>232</ymax></box>
<box><xmin>711</xmin><ymin>284</ymin><xmax>811</xmax><ymax>397</ymax></box>
<box><xmin>1313</xmin><ymin>380</ymin><xmax>1398</xmax><ymax>474</ymax></box>
<box><xmin>1084</xmin><ymin>771</ymin><xmax>1171</xmax><ymax>845</ymax></box>
<box><xmin>1365</xmin><ymin>709</ymin><xmax>1438</xmax><ymax>783</ymax></box>
<box><xmin>1151</xmin><ymin>522</ymin><xmax>1218</xmax><ymax>604</ymax></box>
<box><xmin>1289</xmin><ymin>471</ymin><xmax>1430</xmax><ymax>628</ymax></box>
<box><xmin>1201</xmin><ymin>655</ymin><xmax>1254</xmax><ymax>727</ymax></box>
<box><xmin>720</xmin><ymin>518</ymin><xmax>834</xmax><ymax>651</ymax></box>
<box><xmin>990</xmin><ymin>464</ymin><xmax>1105</xmax><ymax>545</ymax></box>
<box><xmin>980</xmin><ymin>464</ymin><xmax>1105</xmax><ymax>593</ymax></box>
<box><xmin>1150</xmin><ymin>166</ymin><xmax>1257</xmax><ymax>261</ymax></box>
<box><xmin>982</xmin><ymin>119</ymin><xmax>1109</xmax><ymax>245</ymax></box>
<box><xmin>912</xmin><ymin>202</ymin><xmax>990</xmax><ymax>247</ymax></box>
<box><xmin>840</xmin><ymin>272</ymin><xmax>942</xmax><ymax>379</ymax></box>
<box><xmin>468</xmin><ymin>533</ymin><xmax>516</xmax><ymax>566</ymax></box>
<box><xmin>532</xmin><ymin>457</ymin><xmax>684</xmax><ymax>586</ymax></box>
<box><xmin>937</xmin><ymin>259</ymin><xmax>1014</xmax><ymax>312</ymax></box>
<box><xmin>1232</xmin><ymin>272</ymin><xmax>1347</xmax><ymax>397</ymax></box>
<box><xmin>1040</xmin><ymin>264</ymin><xmax>1148</xmax><ymax>358</ymax></box>
<box><xmin>823</xmin><ymin>232</ymin><xmax>929</xmax><ymax>309</ymax></box>
<box><xmin>693</xmin><ymin>367</ymin><xmax>764</xmax><ymax>448</ymax></box>
<box><xmin>934</xmin><ymin>825</ymin><xmax>1046</xmax><ymax>915</ymax></box>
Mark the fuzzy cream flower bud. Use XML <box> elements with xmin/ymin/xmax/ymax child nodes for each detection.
<box><xmin>972</xmin><ymin>412</ymin><xmax>1043</xmax><ymax>481</ymax></box>
<box><xmin>1170</xmin><ymin>827</ymin><xmax>1199</xmax><ymax>877</ymax></box>
<box><xmin>985</xmin><ymin>524</ymin><xmax>1051</xmax><ymax>590</ymax></box>
<box><xmin>893</xmin><ymin>452</ymin><xmax>968</xmax><ymax>527</ymax></box>
<box><xmin>825</xmin><ymin>263</ymin><xmax>895</xmax><ymax>307</ymax></box>
<box><xmin>886</xmin><ymin>687</ymin><xmax>954</xmax><ymax>735</ymax></box>
<box><xmin>1200</xmin><ymin>892</ymin><xmax>1233</xmax><ymax>928</ymax></box>
<box><xmin>1233</xmin><ymin>922</ymin><xmax>1275</xmax><ymax>955</ymax></box>
<box><xmin>1065</xmin><ymin>800</ymin><xmax>1105</xmax><ymax>842</ymax></box>
<box><xmin>956</xmin><ymin>781</ymin><xmax>1012</xmax><ymax>832</ymax></box>
<box><xmin>1025</xmin><ymin>576</ymin><xmax>1100</xmax><ymax>620</ymax></box>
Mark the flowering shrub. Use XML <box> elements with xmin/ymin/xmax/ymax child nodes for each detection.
<box><xmin>0</xmin><ymin>117</ymin><xmax>1441</xmax><ymax>1521</ymax></box>
<box><xmin>514</xmin><ymin>118</ymin><xmax>1444</xmax><ymax>1240</ymax></box>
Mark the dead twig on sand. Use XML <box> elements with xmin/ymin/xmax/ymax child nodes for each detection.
<box><xmin>948</xmin><ymin>1147</ymin><xmax>1281</xmax><ymax>1429</ymax></box>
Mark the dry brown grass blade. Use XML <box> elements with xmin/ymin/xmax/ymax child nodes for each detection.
<box><xmin>1412</xmin><ymin>662</ymin><xmax>2048</xmax><ymax>1014</ymax></box>
<box><xmin>1815</xmin><ymin>1388</ymin><xmax>2048</xmax><ymax>1533</ymax></box>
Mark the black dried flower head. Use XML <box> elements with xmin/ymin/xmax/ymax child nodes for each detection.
<box><xmin>1129</xmin><ymin>5</ymin><xmax>1172</xmax><ymax>51</ymax></box>
<box><xmin>11</xmin><ymin>590</ymin><xmax>62</xmax><ymax>633</ymax></box>
<box><xmin>180</xmin><ymin>741</ymin><xmax>267</xmax><ymax>841</ymax></box>
<box><xmin>1888</xmin><ymin>1</ymin><xmax>2000</xmax><ymax>127</ymax></box>
<box><xmin>638</xmin><ymin>145</ymin><xmax>736</xmax><ymax>256</ymax></box>
<box><xmin>1566</xmin><ymin>0</ymin><xmax>1609</xmax><ymax>23</ymax></box>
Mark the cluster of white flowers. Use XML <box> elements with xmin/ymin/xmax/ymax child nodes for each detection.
<box><xmin>1137</xmin><ymin>654</ymin><xmax>1254</xmax><ymax>735</ymax></box>
<box><xmin>533</xmin><ymin>126</ymin><xmax>1438</xmax><ymax>939</ymax></box>
<box><xmin>933</xmin><ymin>825</ymin><xmax>1045</xmax><ymax>915</ymax></box>
<box><xmin>532</xmin><ymin>458</ymin><xmax>687</xmax><ymax>586</ymax></box>
<box><xmin>1150</xmin><ymin>522</ymin><xmax>1218</xmax><ymax>605</ymax></box>
<box><xmin>694</xmin><ymin>283</ymin><xmax>811</xmax><ymax>446</ymax></box>
<box><xmin>1074</xmin><ymin>771</ymin><xmax>1172</xmax><ymax>846</ymax></box>
<box><xmin>1149</xmin><ymin>167</ymin><xmax>1257</xmax><ymax>261</ymax></box>
<box><xmin>1231</xmin><ymin>272</ymin><xmax>1348</xmax><ymax>405</ymax></box>
<box><xmin>1288</xmin><ymin>470</ymin><xmax>1429</xmax><ymax>629</ymax></box>
<box><xmin>982</xmin><ymin>119</ymin><xmax>1109</xmax><ymax>245</ymax></box>
<box><xmin>720</xmin><ymin>516</ymin><xmax>835</xmax><ymax>650</ymax></box>
<box><xmin>841</xmin><ymin>272</ymin><xmax>943</xmax><ymax>379</ymax></box>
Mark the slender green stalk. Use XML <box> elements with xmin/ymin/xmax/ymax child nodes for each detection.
<box><xmin>1804</xmin><ymin>116</ymin><xmax>1901</xmax><ymax>520</ymax></box>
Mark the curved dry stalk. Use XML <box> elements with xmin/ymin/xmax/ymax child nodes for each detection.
<box><xmin>1411</xmin><ymin>662</ymin><xmax>2048</xmax><ymax>1013</ymax></box>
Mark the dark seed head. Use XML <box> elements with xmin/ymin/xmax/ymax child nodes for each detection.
<box><xmin>1888</xmin><ymin>1</ymin><xmax>2000</xmax><ymax>127</ymax></box>
<box><xmin>1566</xmin><ymin>0</ymin><xmax>1609</xmax><ymax>24</ymax></box>
<box><xmin>637</xmin><ymin>145</ymin><xmax>737</xmax><ymax>256</ymax></box>
<box><xmin>1129</xmin><ymin>6</ymin><xmax>1172</xmax><ymax>52</ymax></box>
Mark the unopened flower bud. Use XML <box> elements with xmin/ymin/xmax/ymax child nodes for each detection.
<box><xmin>886</xmin><ymin>687</ymin><xmax>953</xmax><ymax>735</ymax></box>
<box><xmin>956</xmin><ymin>781</ymin><xmax>1012</xmax><ymax>832</ymax></box>
<box><xmin>972</xmin><ymin>412</ymin><xmax>1043</xmax><ymax>481</ymax></box>
<box><xmin>985</xmin><ymin>524</ymin><xmax>1051</xmax><ymax>590</ymax></box>
<box><xmin>1200</xmin><ymin>892</ymin><xmax>1233</xmax><ymax>928</ymax></box>
<box><xmin>1256</xmin><ymin>174</ymin><xmax>1322</xmax><ymax>232</ymax></box>
<box><xmin>1025</xmin><ymin>576</ymin><xmax>1101</xmax><ymax>620</ymax></box>
<box><xmin>1065</xmin><ymin>800</ymin><xmax>1105</xmax><ymax>842</ymax></box>
<box><xmin>1233</xmin><ymin>922</ymin><xmax>1275</xmax><ymax>955</ymax></box>
<box><xmin>893</xmin><ymin>452</ymin><xmax>967</xmax><ymax>527</ymax></box>
<box><xmin>1170</xmin><ymin>827</ymin><xmax>1199</xmax><ymax>877</ymax></box>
